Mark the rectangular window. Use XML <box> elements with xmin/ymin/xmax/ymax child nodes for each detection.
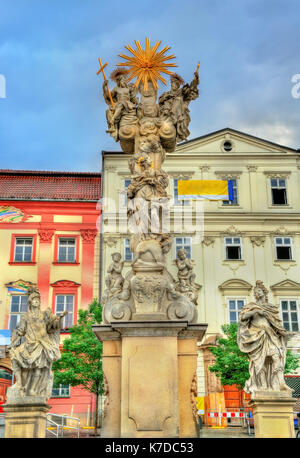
<box><xmin>175</xmin><ymin>237</ymin><xmax>192</xmax><ymax>259</ymax></box>
<box><xmin>14</xmin><ymin>238</ymin><xmax>33</xmax><ymax>262</ymax></box>
<box><xmin>124</xmin><ymin>238</ymin><xmax>133</xmax><ymax>261</ymax></box>
<box><xmin>173</xmin><ymin>179</ymin><xmax>191</xmax><ymax>206</ymax></box>
<box><xmin>124</xmin><ymin>179</ymin><xmax>131</xmax><ymax>206</ymax></box>
<box><xmin>55</xmin><ymin>295</ymin><xmax>74</xmax><ymax>328</ymax></box>
<box><xmin>51</xmin><ymin>384</ymin><xmax>70</xmax><ymax>398</ymax></box>
<box><xmin>271</xmin><ymin>178</ymin><xmax>287</xmax><ymax>205</ymax></box>
<box><xmin>57</xmin><ymin>238</ymin><xmax>76</xmax><ymax>263</ymax></box>
<box><xmin>281</xmin><ymin>300</ymin><xmax>299</xmax><ymax>332</ymax></box>
<box><xmin>225</xmin><ymin>237</ymin><xmax>242</xmax><ymax>260</ymax></box>
<box><xmin>228</xmin><ymin>299</ymin><xmax>245</xmax><ymax>323</ymax></box>
<box><xmin>9</xmin><ymin>295</ymin><xmax>28</xmax><ymax>330</ymax></box>
<box><xmin>223</xmin><ymin>179</ymin><xmax>238</xmax><ymax>205</ymax></box>
<box><xmin>275</xmin><ymin>237</ymin><xmax>293</xmax><ymax>260</ymax></box>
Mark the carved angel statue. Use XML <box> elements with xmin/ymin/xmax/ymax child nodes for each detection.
<box><xmin>237</xmin><ymin>281</ymin><xmax>293</xmax><ymax>396</ymax></box>
<box><xmin>175</xmin><ymin>248</ymin><xmax>200</xmax><ymax>304</ymax></box>
<box><xmin>159</xmin><ymin>72</ymin><xmax>199</xmax><ymax>142</ymax></box>
<box><xmin>7</xmin><ymin>287</ymin><xmax>67</xmax><ymax>399</ymax></box>
<box><xmin>102</xmin><ymin>68</ymin><xmax>138</xmax><ymax>140</ymax></box>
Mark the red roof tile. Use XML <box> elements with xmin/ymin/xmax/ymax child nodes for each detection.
<box><xmin>0</xmin><ymin>170</ymin><xmax>101</xmax><ymax>201</ymax></box>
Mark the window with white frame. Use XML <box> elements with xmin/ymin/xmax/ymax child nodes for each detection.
<box><xmin>228</xmin><ymin>299</ymin><xmax>245</xmax><ymax>323</ymax></box>
<box><xmin>223</xmin><ymin>179</ymin><xmax>238</xmax><ymax>205</ymax></box>
<box><xmin>57</xmin><ymin>238</ymin><xmax>76</xmax><ymax>263</ymax></box>
<box><xmin>9</xmin><ymin>295</ymin><xmax>28</xmax><ymax>330</ymax></box>
<box><xmin>275</xmin><ymin>237</ymin><xmax>293</xmax><ymax>260</ymax></box>
<box><xmin>280</xmin><ymin>300</ymin><xmax>299</xmax><ymax>332</ymax></box>
<box><xmin>51</xmin><ymin>383</ymin><xmax>70</xmax><ymax>398</ymax></box>
<box><xmin>270</xmin><ymin>178</ymin><xmax>287</xmax><ymax>205</ymax></box>
<box><xmin>175</xmin><ymin>237</ymin><xmax>192</xmax><ymax>259</ymax></box>
<box><xmin>123</xmin><ymin>179</ymin><xmax>131</xmax><ymax>206</ymax></box>
<box><xmin>55</xmin><ymin>295</ymin><xmax>74</xmax><ymax>328</ymax></box>
<box><xmin>14</xmin><ymin>238</ymin><xmax>33</xmax><ymax>262</ymax></box>
<box><xmin>225</xmin><ymin>237</ymin><xmax>242</xmax><ymax>260</ymax></box>
<box><xmin>124</xmin><ymin>238</ymin><xmax>133</xmax><ymax>261</ymax></box>
<box><xmin>173</xmin><ymin>179</ymin><xmax>191</xmax><ymax>206</ymax></box>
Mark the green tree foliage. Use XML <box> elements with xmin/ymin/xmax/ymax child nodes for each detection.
<box><xmin>209</xmin><ymin>323</ymin><xmax>300</xmax><ymax>389</ymax></box>
<box><xmin>52</xmin><ymin>299</ymin><xmax>104</xmax><ymax>433</ymax></box>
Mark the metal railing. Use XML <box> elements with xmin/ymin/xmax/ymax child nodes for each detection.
<box><xmin>46</xmin><ymin>413</ymin><xmax>80</xmax><ymax>438</ymax></box>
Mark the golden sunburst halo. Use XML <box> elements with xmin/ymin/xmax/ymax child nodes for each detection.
<box><xmin>117</xmin><ymin>38</ymin><xmax>177</xmax><ymax>91</ymax></box>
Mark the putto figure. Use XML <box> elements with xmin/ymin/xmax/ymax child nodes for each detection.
<box><xmin>102</xmin><ymin>252</ymin><xmax>124</xmax><ymax>302</ymax></box>
<box><xmin>238</xmin><ymin>280</ymin><xmax>293</xmax><ymax>395</ymax></box>
<box><xmin>175</xmin><ymin>248</ymin><xmax>200</xmax><ymax>304</ymax></box>
<box><xmin>7</xmin><ymin>287</ymin><xmax>67</xmax><ymax>399</ymax></box>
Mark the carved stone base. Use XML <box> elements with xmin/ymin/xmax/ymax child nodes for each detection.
<box><xmin>3</xmin><ymin>401</ymin><xmax>50</xmax><ymax>438</ymax></box>
<box><xmin>93</xmin><ymin>321</ymin><xmax>207</xmax><ymax>438</ymax></box>
<box><xmin>249</xmin><ymin>391</ymin><xmax>296</xmax><ymax>438</ymax></box>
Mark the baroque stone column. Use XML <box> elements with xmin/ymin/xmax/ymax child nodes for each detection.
<box><xmin>95</xmin><ymin>40</ymin><xmax>206</xmax><ymax>438</ymax></box>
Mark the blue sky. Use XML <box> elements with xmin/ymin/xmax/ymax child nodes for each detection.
<box><xmin>0</xmin><ymin>0</ymin><xmax>300</xmax><ymax>172</ymax></box>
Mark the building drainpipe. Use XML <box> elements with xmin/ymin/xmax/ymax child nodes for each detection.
<box><xmin>98</xmin><ymin>150</ymin><xmax>104</xmax><ymax>303</ymax></box>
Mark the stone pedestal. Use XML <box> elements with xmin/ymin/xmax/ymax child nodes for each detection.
<box><xmin>3</xmin><ymin>395</ymin><xmax>50</xmax><ymax>438</ymax></box>
<box><xmin>93</xmin><ymin>320</ymin><xmax>207</xmax><ymax>438</ymax></box>
<box><xmin>249</xmin><ymin>391</ymin><xmax>296</xmax><ymax>438</ymax></box>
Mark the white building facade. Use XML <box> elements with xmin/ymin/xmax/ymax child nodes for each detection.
<box><xmin>101</xmin><ymin>127</ymin><xmax>300</xmax><ymax>396</ymax></box>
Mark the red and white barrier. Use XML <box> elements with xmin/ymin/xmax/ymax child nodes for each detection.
<box><xmin>208</xmin><ymin>412</ymin><xmax>247</xmax><ymax>418</ymax></box>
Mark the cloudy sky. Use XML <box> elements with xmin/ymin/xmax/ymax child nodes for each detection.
<box><xmin>0</xmin><ymin>0</ymin><xmax>300</xmax><ymax>172</ymax></box>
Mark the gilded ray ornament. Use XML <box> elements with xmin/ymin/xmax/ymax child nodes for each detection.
<box><xmin>117</xmin><ymin>37</ymin><xmax>177</xmax><ymax>90</ymax></box>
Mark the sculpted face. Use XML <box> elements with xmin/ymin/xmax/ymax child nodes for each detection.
<box><xmin>112</xmin><ymin>253</ymin><xmax>121</xmax><ymax>262</ymax></box>
<box><xmin>178</xmin><ymin>249</ymin><xmax>186</xmax><ymax>260</ymax></box>
<box><xmin>31</xmin><ymin>296</ymin><xmax>40</xmax><ymax>308</ymax></box>
<box><xmin>255</xmin><ymin>288</ymin><xmax>265</xmax><ymax>301</ymax></box>
<box><xmin>171</xmin><ymin>80</ymin><xmax>180</xmax><ymax>91</ymax></box>
<box><xmin>117</xmin><ymin>76</ymin><xmax>127</xmax><ymax>88</ymax></box>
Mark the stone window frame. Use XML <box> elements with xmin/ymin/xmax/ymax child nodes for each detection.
<box><xmin>227</xmin><ymin>297</ymin><xmax>246</xmax><ymax>324</ymax></box>
<box><xmin>224</xmin><ymin>236</ymin><xmax>243</xmax><ymax>261</ymax></box>
<box><xmin>274</xmin><ymin>236</ymin><xmax>294</xmax><ymax>261</ymax></box>
<box><xmin>8</xmin><ymin>294</ymin><xmax>28</xmax><ymax>330</ymax></box>
<box><xmin>280</xmin><ymin>298</ymin><xmax>300</xmax><ymax>332</ymax></box>
<box><xmin>264</xmin><ymin>172</ymin><xmax>292</xmax><ymax>209</ymax></box>
<box><xmin>51</xmin><ymin>383</ymin><xmax>70</xmax><ymax>398</ymax></box>
<box><xmin>124</xmin><ymin>237</ymin><xmax>133</xmax><ymax>262</ymax></box>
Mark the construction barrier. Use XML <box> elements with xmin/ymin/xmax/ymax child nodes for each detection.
<box><xmin>208</xmin><ymin>411</ymin><xmax>248</xmax><ymax>418</ymax></box>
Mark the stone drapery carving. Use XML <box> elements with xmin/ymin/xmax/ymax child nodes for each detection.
<box><xmin>237</xmin><ymin>280</ymin><xmax>293</xmax><ymax>396</ymax></box>
<box><xmin>6</xmin><ymin>287</ymin><xmax>67</xmax><ymax>401</ymax></box>
<box><xmin>100</xmin><ymin>42</ymin><xmax>199</xmax><ymax>324</ymax></box>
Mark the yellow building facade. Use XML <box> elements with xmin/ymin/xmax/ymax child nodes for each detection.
<box><xmin>101</xmin><ymin>127</ymin><xmax>300</xmax><ymax>398</ymax></box>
